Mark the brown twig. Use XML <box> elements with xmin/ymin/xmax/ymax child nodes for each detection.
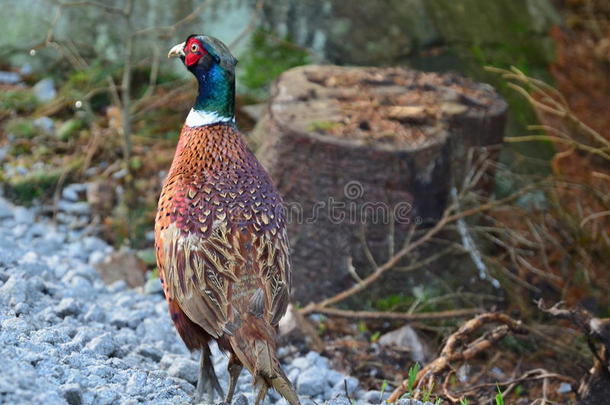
<box><xmin>307</xmin><ymin>307</ymin><xmax>482</xmax><ymax>321</ymax></box>
<box><xmin>458</xmin><ymin>368</ymin><xmax>575</xmax><ymax>399</ymax></box>
<box><xmin>387</xmin><ymin>312</ymin><xmax>526</xmax><ymax>402</ymax></box>
<box><xmin>300</xmin><ymin>185</ymin><xmax>538</xmax><ymax>316</ymax></box>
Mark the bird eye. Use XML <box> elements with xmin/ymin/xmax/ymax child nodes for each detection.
<box><xmin>190</xmin><ymin>43</ymin><xmax>199</xmax><ymax>53</ymax></box>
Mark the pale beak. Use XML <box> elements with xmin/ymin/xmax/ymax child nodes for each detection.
<box><xmin>168</xmin><ymin>42</ymin><xmax>185</xmax><ymax>58</ymax></box>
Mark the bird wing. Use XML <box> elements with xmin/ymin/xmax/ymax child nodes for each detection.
<box><xmin>157</xmin><ymin>210</ymin><xmax>291</xmax><ymax>339</ymax></box>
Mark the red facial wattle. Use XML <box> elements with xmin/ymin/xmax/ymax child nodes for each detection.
<box><xmin>185</xmin><ymin>39</ymin><xmax>205</xmax><ymax>67</ymax></box>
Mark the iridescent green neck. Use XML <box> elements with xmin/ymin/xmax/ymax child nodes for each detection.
<box><xmin>193</xmin><ymin>63</ymin><xmax>234</xmax><ymax>120</ymax></box>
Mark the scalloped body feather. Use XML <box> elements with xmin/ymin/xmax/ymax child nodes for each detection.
<box><xmin>154</xmin><ymin>122</ymin><xmax>298</xmax><ymax>404</ymax></box>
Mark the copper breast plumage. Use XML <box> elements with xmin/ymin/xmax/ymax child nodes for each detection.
<box><xmin>154</xmin><ymin>123</ymin><xmax>290</xmax><ymax>346</ymax></box>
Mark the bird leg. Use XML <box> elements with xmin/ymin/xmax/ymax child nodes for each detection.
<box><xmin>225</xmin><ymin>353</ymin><xmax>243</xmax><ymax>403</ymax></box>
<box><xmin>253</xmin><ymin>376</ymin><xmax>269</xmax><ymax>405</ymax></box>
<box><xmin>194</xmin><ymin>345</ymin><xmax>224</xmax><ymax>403</ymax></box>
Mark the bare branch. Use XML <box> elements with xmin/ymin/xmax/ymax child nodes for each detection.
<box><xmin>308</xmin><ymin>307</ymin><xmax>482</xmax><ymax>322</ymax></box>
<box><xmin>387</xmin><ymin>312</ymin><xmax>526</xmax><ymax>402</ymax></box>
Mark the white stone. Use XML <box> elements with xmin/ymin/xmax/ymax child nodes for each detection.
<box><xmin>33</xmin><ymin>78</ymin><xmax>57</xmax><ymax>102</ymax></box>
<box><xmin>378</xmin><ymin>325</ymin><xmax>428</xmax><ymax>363</ymax></box>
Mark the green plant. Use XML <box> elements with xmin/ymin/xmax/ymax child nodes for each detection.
<box><xmin>422</xmin><ymin>382</ymin><xmax>434</xmax><ymax>402</ymax></box>
<box><xmin>379</xmin><ymin>380</ymin><xmax>388</xmax><ymax>403</ymax></box>
<box><xmin>373</xmin><ymin>293</ymin><xmax>413</xmax><ymax>311</ymax></box>
<box><xmin>308</xmin><ymin>120</ymin><xmax>340</xmax><ymax>133</ymax></box>
<box><xmin>495</xmin><ymin>386</ymin><xmax>504</xmax><ymax>405</ymax></box>
<box><xmin>370</xmin><ymin>330</ymin><xmax>381</xmax><ymax>342</ymax></box>
<box><xmin>407</xmin><ymin>363</ymin><xmax>421</xmax><ymax>392</ymax></box>
<box><xmin>5</xmin><ymin>118</ymin><xmax>37</xmax><ymax>139</ymax></box>
<box><xmin>239</xmin><ymin>29</ymin><xmax>309</xmax><ymax>96</ymax></box>
<box><xmin>459</xmin><ymin>399</ymin><xmax>469</xmax><ymax>405</ymax></box>
<box><xmin>0</xmin><ymin>90</ymin><xmax>38</xmax><ymax>113</ymax></box>
<box><xmin>5</xmin><ymin>170</ymin><xmax>62</xmax><ymax>203</ymax></box>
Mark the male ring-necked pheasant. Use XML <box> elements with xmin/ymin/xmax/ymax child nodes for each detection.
<box><xmin>155</xmin><ymin>35</ymin><xmax>300</xmax><ymax>405</ymax></box>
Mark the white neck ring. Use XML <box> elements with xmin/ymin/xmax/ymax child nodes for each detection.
<box><xmin>185</xmin><ymin>109</ymin><xmax>234</xmax><ymax>127</ymax></box>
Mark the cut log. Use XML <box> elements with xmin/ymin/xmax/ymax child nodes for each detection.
<box><xmin>255</xmin><ymin>65</ymin><xmax>507</xmax><ymax>305</ymax></box>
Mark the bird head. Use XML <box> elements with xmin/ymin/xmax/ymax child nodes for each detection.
<box><xmin>168</xmin><ymin>35</ymin><xmax>237</xmax><ymax>121</ymax></box>
<box><xmin>168</xmin><ymin>35</ymin><xmax>237</xmax><ymax>78</ymax></box>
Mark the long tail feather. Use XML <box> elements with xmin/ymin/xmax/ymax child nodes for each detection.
<box><xmin>229</xmin><ymin>315</ymin><xmax>300</xmax><ymax>405</ymax></box>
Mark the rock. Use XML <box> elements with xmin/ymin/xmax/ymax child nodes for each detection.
<box><xmin>305</xmin><ymin>351</ymin><xmax>330</xmax><ymax>369</ymax></box>
<box><xmin>0</xmin><ymin>196</ymin><xmax>392</xmax><ymax>405</ymax></box>
<box><xmin>364</xmin><ymin>390</ymin><xmax>391</xmax><ymax>403</ymax></box>
<box><xmin>0</xmin><ymin>275</ymin><xmax>28</xmax><ymax>306</ymax></box>
<box><xmin>57</xmin><ymin>201</ymin><xmax>90</xmax><ymax>215</ymax></box>
<box><xmin>94</xmin><ymin>248</ymin><xmax>146</xmax><ymax>287</ymax></box>
<box><xmin>378</xmin><ymin>325</ymin><xmax>428</xmax><ymax>363</ymax></box>
<box><xmin>82</xmin><ymin>236</ymin><xmax>110</xmax><ymax>254</ymax></box>
<box><xmin>278</xmin><ymin>304</ymin><xmax>324</xmax><ymax>351</ymax></box>
<box><xmin>32</xmin><ymin>78</ymin><xmax>56</xmax><ymax>102</ymax></box>
<box><xmin>557</xmin><ymin>382</ymin><xmax>572</xmax><ymax>394</ymax></box>
<box><xmin>85</xmin><ymin>333</ymin><xmax>117</xmax><ymax>357</ymax></box>
<box><xmin>297</xmin><ymin>367</ymin><xmax>327</xmax><ymax>397</ymax></box>
<box><xmin>13</xmin><ymin>207</ymin><xmax>34</xmax><ymax>224</ymax></box>
<box><xmin>0</xmin><ymin>71</ymin><xmax>21</xmax><ymax>84</ymax></box>
<box><xmin>61</xmin><ymin>183</ymin><xmax>87</xmax><ymax>202</ymax></box>
<box><xmin>326</xmin><ymin>396</ymin><xmax>351</xmax><ymax>405</ymax></box>
<box><xmin>87</xmin><ymin>181</ymin><xmax>116</xmax><ymax>217</ymax></box>
<box><xmin>144</xmin><ymin>277</ymin><xmax>163</xmax><ymax>295</ymax></box>
<box><xmin>166</xmin><ymin>357</ymin><xmax>198</xmax><ymax>384</ymax></box>
<box><xmin>257</xmin><ymin>0</ymin><xmax>559</xmax><ymax>79</ymax></box>
<box><xmin>83</xmin><ymin>305</ymin><xmax>106</xmax><ymax>323</ymax></box>
<box><xmin>291</xmin><ymin>356</ymin><xmax>310</xmax><ymax>371</ymax></box>
<box><xmin>0</xmin><ymin>198</ymin><xmax>14</xmax><ymax>219</ymax></box>
<box><xmin>233</xmin><ymin>393</ymin><xmax>249</xmax><ymax>405</ymax></box>
<box><xmin>33</xmin><ymin>117</ymin><xmax>54</xmax><ymax>133</ymax></box>
<box><xmin>61</xmin><ymin>383</ymin><xmax>82</xmax><ymax>405</ymax></box>
<box><xmin>88</xmin><ymin>251</ymin><xmax>106</xmax><ymax>266</ymax></box>
<box><xmin>136</xmin><ymin>345</ymin><xmax>162</xmax><ymax>362</ymax></box>
<box><xmin>326</xmin><ymin>369</ymin><xmax>346</xmax><ymax>387</ymax></box>
<box><xmin>333</xmin><ymin>376</ymin><xmax>358</xmax><ymax>396</ymax></box>
<box><xmin>55</xmin><ymin>297</ymin><xmax>80</xmax><ymax>318</ymax></box>
<box><xmin>126</xmin><ymin>370</ymin><xmax>147</xmax><ymax>395</ymax></box>
<box><xmin>20</xmin><ymin>64</ymin><xmax>33</xmax><ymax>75</ymax></box>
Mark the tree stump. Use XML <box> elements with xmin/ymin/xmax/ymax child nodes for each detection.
<box><xmin>255</xmin><ymin>65</ymin><xmax>507</xmax><ymax>305</ymax></box>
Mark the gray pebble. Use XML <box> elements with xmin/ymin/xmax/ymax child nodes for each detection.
<box><xmin>83</xmin><ymin>305</ymin><xmax>106</xmax><ymax>323</ymax></box>
<box><xmin>0</xmin><ymin>199</ymin><xmax>379</xmax><ymax>405</ymax></box>
<box><xmin>364</xmin><ymin>390</ymin><xmax>391</xmax><ymax>403</ymax></box>
<box><xmin>326</xmin><ymin>396</ymin><xmax>351</xmax><ymax>405</ymax></box>
<box><xmin>0</xmin><ymin>198</ymin><xmax>14</xmax><ymax>219</ymax></box>
<box><xmin>61</xmin><ymin>383</ymin><xmax>82</xmax><ymax>405</ymax></box>
<box><xmin>333</xmin><ymin>376</ymin><xmax>359</xmax><ymax>396</ymax></box>
<box><xmin>56</xmin><ymin>297</ymin><xmax>80</xmax><ymax>317</ymax></box>
<box><xmin>297</xmin><ymin>367</ymin><xmax>328</xmax><ymax>397</ymax></box>
<box><xmin>85</xmin><ymin>333</ymin><xmax>117</xmax><ymax>357</ymax></box>
<box><xmin>13</xmin><ymin>207</ymin><xmax>34</xmax><ymax>224</ymax></box>
<box><xmin>166</xmin><ymin>357</ymin><xmax>198</xmax><ymax>384</ymax></box>
<box><xmin>233</xmin><ymin>393</ymin><xmax>249</xmax><ymax>405</ymax></box>
<box><xmin>292</xmin><ymin>356</ymin><xmax>310</xmax><ymax>370</ymax></box>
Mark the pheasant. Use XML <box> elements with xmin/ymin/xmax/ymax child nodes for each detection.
<box><xmin>155</xmin><ymin>35</ymin><xmax>300</xmax><ymax>405</ymax></box>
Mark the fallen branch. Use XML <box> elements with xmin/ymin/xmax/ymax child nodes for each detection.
<box><xmin>300</xmin><ymin>185</ymin><xmax>538</xmax><ymax>317</ymax></box>
<box><xmin>458</xmin><ymin>368</ymin><xmax>576</xmax><ymax>399</ymax></box>
<box><xmin>306</xmin><ymin>307</ymin><xmax>482</xmax><ymax>321</ymax></box>
<box><xmin>387</xmin><ymin>312</ymin><xmax>526</xmax><ymax>402</ymax></box>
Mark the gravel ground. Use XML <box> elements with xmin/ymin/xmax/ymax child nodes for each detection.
<box><xmin>0</xmin><ymin>195</ymin><xmax>431</xmax><ymax>405</ymax></box>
